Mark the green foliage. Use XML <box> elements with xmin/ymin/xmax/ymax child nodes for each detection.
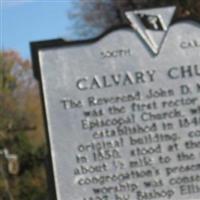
<box><xmin>0</xmin><ymin>53</ymin><xmax>16</xmax><ymax>94</ymax></box>
<box><xmin>0</xmin><ymin>51</ymin><xmax>47</xmax><ymax>199</ymax></box>
<box><xmin>16</xmin><ymin>170</ymin><xmax>47</xmax><ymax>200</ymax></box>
<box><xmin>12</xmin><ymin>133</ymin><xmax>46</xmax><ymax>173</ymax></box>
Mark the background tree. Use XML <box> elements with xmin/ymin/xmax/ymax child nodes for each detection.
<box><xmin>0</xmin><ymin>51</ymin><xmax>47</xmax><ymax>200</ymax></box>
<box><xmin>68</xmin><ymin>0</ymin><xmax>200</xmax><ymax>38</ymax></box>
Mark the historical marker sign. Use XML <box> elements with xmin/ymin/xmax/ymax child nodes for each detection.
<box><xmin>31</xmin><ymin>7</ymin><xmax>200</xmax><ymax>200</ymax></box>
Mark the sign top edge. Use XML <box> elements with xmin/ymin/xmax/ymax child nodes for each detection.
<box><xmin>31</xmin><ymin>18</ymin><xmax>200</xmax><ymax>50</ymax></box>
<box><xmin>30</xmin><ymin>18</ymin><xmax>200</xmax><ymax>80</ymax></box>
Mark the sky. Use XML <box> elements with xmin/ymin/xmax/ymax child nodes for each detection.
<box><xmin>1</xmin><ymin>0</ymin><xmax>80</xmax><ymax>59</ymax></box>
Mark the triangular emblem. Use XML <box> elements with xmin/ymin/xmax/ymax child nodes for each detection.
<box><xmin>125</xmin><ymin>6</ymin><xmax>176</xmax><ymax>55</ymax></box>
